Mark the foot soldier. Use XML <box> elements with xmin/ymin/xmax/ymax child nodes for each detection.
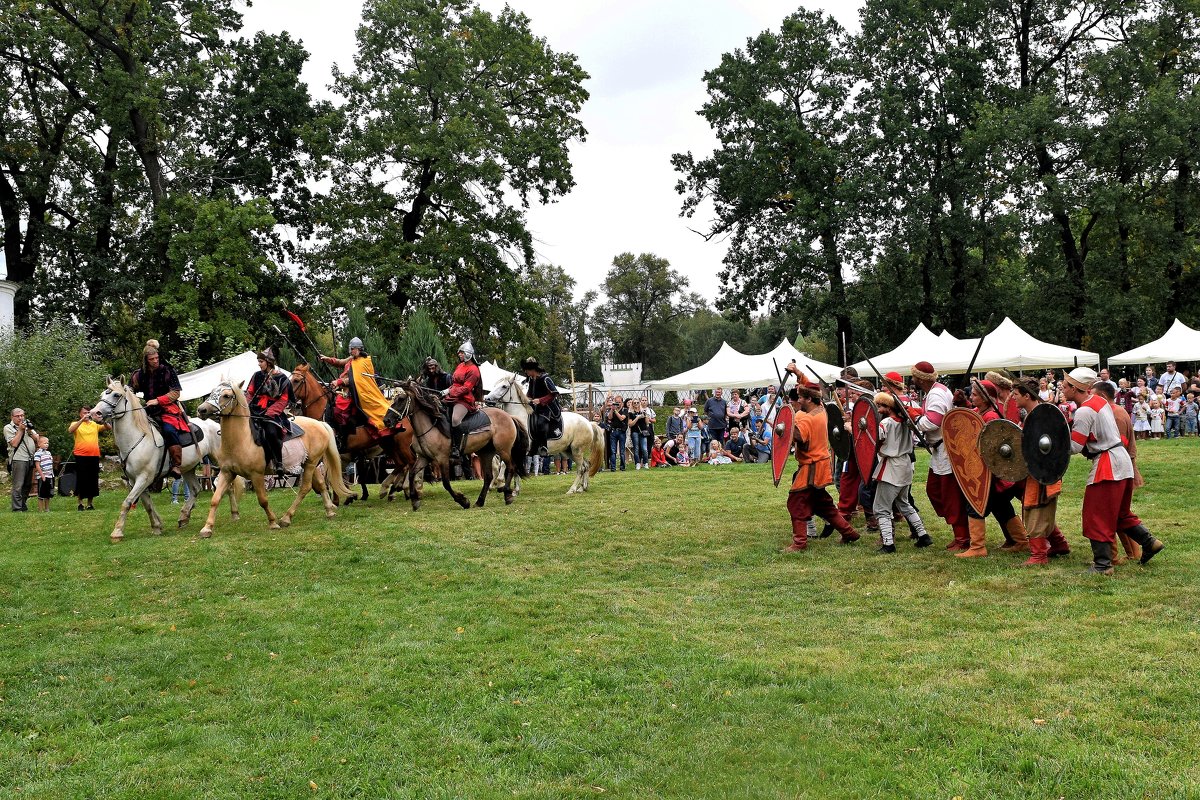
<box><xmin>522</xmin><ymin>356</ymin><xmax>562</xmax><ymax>457</ymax></box>
<box><xmin>129</xmin><ymin>339</ymin><xmax>186</xmax><ymax>480</ymax></box>
<box><xmin>247</xmin><ymin>347</ymin><xmax>293</xmax><ymax>477</ymax></box>
<box><xmin>910</xmin><ymin>361</ymin><xmax>971</xmax><ymax>551</ymax></box>
<box><xmin>1060</xmin><ymin>367</ymin><xmax>1165</xmax><ymax>575</ymax></box>
<box><xmin>444</xmin><ymin>342</ymin><xmax>483</xmax><ymax>463</ymax></box>
<box><xmin>1012</xmin><ymin>378</ymin><xmax>1072</xmax><ymax>565</ymax></box>
<box><xmin>871</xmin><ymin>392</ymin><xmax>931</xmax><ymax>552</ymax></box>
<box><xmin>421</xmin><ymin>357</ymin><xmax>452</xmax><ymax>392</ymax></box>
<box><xmin>781</xmin><ymin>365</ymin><xmax>860</xmax><ymax>552</ymax></box>
<box><xmin>958</xmin><ymin>380</ymin><xmax>1030</xmax><ymax>558</ymax></box>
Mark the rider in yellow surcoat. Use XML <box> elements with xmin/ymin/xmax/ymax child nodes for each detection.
<box><xmin>320</xmin><ymin>337</ymin><xmax>390</xmax><ymax>432</ymax></box>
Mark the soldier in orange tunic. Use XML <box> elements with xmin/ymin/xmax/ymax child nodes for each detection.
<box><xmin>1012</xmin><ymin>378</ymin><xmax>1072</xmax><ymax>565</ymax></box>
<box><xmin>781</xmin><ymin>365</ymin><xmax>861</xmax><ymax>552</ymax></box>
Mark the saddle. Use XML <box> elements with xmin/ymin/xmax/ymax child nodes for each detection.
<box><xmin>439</xmin><ymin>408</ymin><xmax>491</xmax><ymax>437</ymax></box>
<box><xmin>249</xmin><ymin>416</ymin><xmax>303</xmax><ymax>448</ymax></box>
<box><xmin>148</xmin><ymin>418</ymin><xmax>204</xmax><ymax>447</ymax></box>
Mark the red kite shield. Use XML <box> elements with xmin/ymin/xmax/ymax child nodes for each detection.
<box><xmin>771</xmin><ymin>404</ymin><xmax>794</xmax><ymax>487</ymax></box>
<box><xmin>942</xmin><ymin>408</ymin><xmax>991</xmax><ymax>517</ymax></box>
<box><xmin>851</xmin><ymin>397</ymin><xmax>879</xmax><ymax>479</ymax></box>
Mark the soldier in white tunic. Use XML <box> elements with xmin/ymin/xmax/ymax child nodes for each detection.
<box><xmin>871</xmin><ymin>392</ymin><xmax>932</xmax><ymax>553</ymax></box>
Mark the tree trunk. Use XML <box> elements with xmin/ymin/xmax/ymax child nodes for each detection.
<box><xmin>820</xmin><ymin>227</ymin><xmax>851</xmax><ymax>366</ymax></box>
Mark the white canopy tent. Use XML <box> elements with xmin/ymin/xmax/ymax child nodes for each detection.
<box><xmin>852</xmin><ymin>318</ymin><xmax>1096</xmax><ymax>378</ymax></box>
<box><xmin>1108</xmin><ymin>318</ymin><xmax>1200</xmax><ymax>365</ymax></box>
<box><xmin>478</xmin><ymin>360</ymin><xmax>518</xmax><ymax>392</ymax></box>
<box><xmin>851</xmin><ymin>323</ymin><xmax>947</xmax><ymax>377</ymax></box>
<box><xmin>650</xmin><ymin>340</ymin><xmax>841</xmax><ymax>391</ymax></box>
<box><xmin>177</xmin><ymin>352</ymin><xmax>291</xmax><ymax>402</ymax></box>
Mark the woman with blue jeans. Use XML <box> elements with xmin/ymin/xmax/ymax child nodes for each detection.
<box><xmin>605</xmin><ymin>397</ymin><xmax>627</xmax><ymax>471</ymax></box>
<box><xmin>685</xmin><ymin>413</ymin><xmax>704</xmax><ymax>465</ymax></box>
<box><xmin>628</xmin><ymin>399</ymin><xmax>650</xmax><ymax>469</ymax></box>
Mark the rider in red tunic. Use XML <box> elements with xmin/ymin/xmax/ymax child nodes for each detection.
<box><xmin>444</xmin><ymin>341</ymin><xmax>483</xmax><ymax>461</ymax></box>
<box><xmin>129</xmin><ymin>339</ymin><xmax>187</xmax><ymax>480</ymax></box>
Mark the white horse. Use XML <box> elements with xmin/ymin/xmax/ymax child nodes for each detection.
<box><xmin>90</xmin><ymin>376</ymin><xmax>237</xmax><ymax>542</ymax></box>
<box><xmin>484</xmin><ymin>376</ymin><xmax>605</xmax><ymax>494</ymax></box>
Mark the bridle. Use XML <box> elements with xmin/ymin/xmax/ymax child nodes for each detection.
<box><xmin>291</xmin><ymin>367</ymin><xmax>331</xmax><ymax>417</ymax></box>
<box><xmin>93</xmin><ymin>385</ymin><xmax>153</xmax><ymax>462</ymax></box>
<box><xmin>202</xmin><ymin>382</ymin><xmax>251</xmax><ymax>419</ymax></box>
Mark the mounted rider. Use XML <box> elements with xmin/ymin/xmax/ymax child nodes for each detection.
<box><xmin>421</xmin><ymin>356</ymin><xmax>452</xmax><ymax>392</ymax></box>
<box><xmin>320</xmin><ymin>337</ymin><xmax>390</xmax><ymax>440</ymax></box>
<box><xmin>522</xmin><ymin>356</ymin><xmax>562</xmax><ymax>457</ymax></box>
<box><xmin>246</xmin><ymin>346</ymin><xmax>294</xmax><ymax>476</ymax></box>
<box><xmin>129</xmin><ymin>339</ymin><xmax>186</xmax><ymax>480</ymax></box>
<box><xmin>444</xmin><ymin>341</ymin><xmax>483</xmax><ymax>461</ymax></box>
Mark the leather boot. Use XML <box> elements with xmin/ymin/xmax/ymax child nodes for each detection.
<box><xmin>449</xmin><ymin>426</ymin><xmax>465</xmax><ymax>462</ymax></box>
<box><xmin>1087</xmin><ymin>540</ymin><xmax>1114</xmax><ymax>575</ymax></box>
<box><xmin>167</xmin><ymin>444</ymin><xmax>183</xmax><ymax>480</ymax></box>
<box><xmin>1122</xmin><ymin>524</ymin><xmax>1165</xmax><ymax>564</ymax></box>
<box><xmin>945</xmin><ymin>522</ymin><xmax>970</xmax><ymax>551</ymax></box>
<box><xmin>1117</xmin><ymin>530</ymin><xmax>1142</xmax><ymax>563</ymax></box>
<box><xmin>1022</xmin><ymin>536</ymin><xmax>1049</xmax><ymax>566</ymax></box>
<box><xmin>956</xmin><ymin>517</ymin><xmax>989</xmax><ymax>558</ymax></box>
<box><xmin>1046</xmin><ymin>527</ymin><xmax>1071</xmax><ymax>557</ymax></box>
<box><xmin>785</xmin><ymin>520</ymin><xmax>809</xmax><ymax>552</ymax></box>
<box><xmin>999</xmin><ymin>516</ymin><xmax>1030</xmax><ymax>553</ymax></box>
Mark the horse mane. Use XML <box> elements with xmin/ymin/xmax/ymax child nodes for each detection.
<box><xmin>118</xmin><ymin>381</ymin><xmax>154</xmax><ymax>437</ymax></box>
<box><xmin>403</xmin><ymin>379</ymin><xmax>445</xmax><ymax>419</ymax></box>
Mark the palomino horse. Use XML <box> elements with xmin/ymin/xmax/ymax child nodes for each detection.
<box><xmin>196</xmin><ymin>380</ymin><xmax>353</xmax><ymax>537</ymax></box>
<box><xmin>90</xmin><ymin>377</ymin><xmax>237</xmax><ymax>542</ymax></box>
<box><xmin>384</xmin><ymin>380</ymin><xmax>529</xmax><ymax>509</ymax></box>
<box><xmin>484</xmin><ymin>376</ymin><xmax>605</xmax><ymax>494</ymax></box>
<box><xmin>289</xmin><ymin>363</ymin><xmax>415</xmax><ymax>502</ymax></box>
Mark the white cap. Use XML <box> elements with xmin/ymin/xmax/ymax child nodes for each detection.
<box><xmin>1064</xmin><ymin>367</ymin><xmax>1098</xmax><ymax>390</ymax></box>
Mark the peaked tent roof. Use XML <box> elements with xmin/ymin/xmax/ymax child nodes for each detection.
<box><xmin>1107</xmin><ymin>318</ymin><xmax>1200</xmax><ymax>365</ymax></box>
<box><xmin>479</xmin><ymin>360</ymin><xmax>518</xmax><ymax>392</ymax></box>
<box><xmin>851</xmin><ymin>323</ymin><xmax>945</xmax><ymax>377</ymax></box>
<box><xmin>178</xmin><ymin>352</ymin><xmax>291</xmax><ymax>402</ymax></box>
<box><xmin>650</xmin><ymin>340</ymin><xmax>841</xmax><ymax>391</ymax></box>
<box><xmin>970</xmin><ymin>317</ymin><xmax>1098</xmax><ymax>372</ymax></box>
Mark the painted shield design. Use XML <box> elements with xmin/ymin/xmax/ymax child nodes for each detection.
<box><xmin>1022</xmin><ymin>403</ymin><xmax>1072</xmax><ymax>485</ymax></box>
<box><xmin>825</xmin><ymin>400</ymin><xmax>851</xmax><ymax>460</ymax></box>
<box><xmin>942</xmin><ymin>408</ymin><xmax>991</xmax><ymax>517</ymax></box>
<box><xmin>771</xmin><ymin>404</ymin><xmax>794</xmax><ymax>487</ymax></box>
<box><xmin>851</xmin><ymin>397</ymin><xmax>879</xmax><ymax>479</ymax></box>
<box><xmin>978</xmin><ymin>419</ymin><xmax>1028</xmax><ymax>482</ymax></box>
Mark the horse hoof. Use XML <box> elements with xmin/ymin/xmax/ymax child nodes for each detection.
<box><xmin>199</xmin><ymin>528</ymin><xmax>212</xmax><ymax>539</ymax></box>
<box><xmin>474</xmin><ymin>500</ymin><xmax>485</xmax><ymax>508</ymax></box>
<box><xmin>505</xmin><ymin>494</ymin><xmax>515</xmax><ymax>505</ymax></box>
<box><xmin>152</xmin><ymin>529</ymin><xmax>164</xmax><ymax>536</ymax></box>
<box><xmin>110</xmin><ymin>532</ymin><xmax>124</xmax><ymax>542</ymax></box>
<box><xmin>230</xmin><ymin>513</ymin><xmax>240</xmax><ymax>522</ymax></box>
<box><xmin>326</xmin><ymin>510</ymin><xmax>337</xmax><ymax>519</ymax></box>
<box><xmin>275</xmin><ymin>520</ymin><xmax>289</xmax><ymax>529</ymax></box>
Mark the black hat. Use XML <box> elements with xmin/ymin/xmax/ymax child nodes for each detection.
<box><xmin>521</xmin><ymin>356</ymin><xmax>542</xmax><ymax>371</ymax></box>
<box><xmin>257</xmin><ymin>346</ymin><xmax>277</xmax><ymax>365</ymax></box>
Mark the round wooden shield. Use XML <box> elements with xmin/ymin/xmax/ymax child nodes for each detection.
<box><xmin>851</xmin><ymin>397</ymin><xmax>879</xmax><ymax>479</ymax></box>
<box><xmin>771</xmin><ymin>404</ymin><xmax>794</xmax><ymax>487</ymax></box>
<box><xmin>1022</xmin><ymin>403</ymin><xmax>1072</xmax><ymax>485</ymax></box>
<box><xmin>942</xmin><ymin>408</ymin><xmax>991</xmax><ymax>517</ymax></box>
<box><xmin>978</xmin><ymin>419</ymin><xmax>1028</xmax><ymax>482</ymax></box>
<box><xmin>825</xmin><ymin>400</ymin><xmax>851</xmax><ymax>460</ymax></box>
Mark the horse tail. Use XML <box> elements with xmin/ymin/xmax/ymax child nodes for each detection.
<box><xmin>511</xmin><ymin>418</ymin><xmax>531</xmax><ymax>478</ymax></box>
<box><xmin>588</xmin><ymin>423</ymin><xmax>605</xmax><ymax>477</ymax></box>
<box><xmin>320</xmin><ymin>422</ymin><xmax>355</xmax><ymax>501</ymax></box>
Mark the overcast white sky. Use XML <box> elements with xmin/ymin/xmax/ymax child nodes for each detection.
<box><xmin>237</xmin><ymin>0</ymin><xmax>863</xmax><ymax>301</ymax></box>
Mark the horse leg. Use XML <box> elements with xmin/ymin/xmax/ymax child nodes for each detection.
<box><xmin>279</xmin><ymin>464</ymin><xmax>315</xmax><ymax>527</ymax></box>
<box><xmin>409</xmin><ymin>455</ymin><xmax>426</xmax><ymax>511</ymax></box>
<box><xmin>112</xmin><ymin>477</ymin><xmax>153</xmax><ymax>542</ymax></box>
<box><xmin>250</xmin><ymin>473</ymin><xmax>280</xmax><ymax>530</ymax></box>
<box><xmin>140</xmin><ymin>488</ymin><xmax>164</xmax><ymax>536</ymax></box>
<box><xmin>311</xmin><ymin>465</ymin><xmax>338</xmax><ymax>518</ymax></box>
<box><xmin>570</xmin><ymin>442</ymin><xmax>587</xmax><ymax>494</ymax></box>
<box><xmin>443</xmin><ymin>454</ymin><xmax>470</xmax><ymax>509</ymax></box>
<box><xmin>200</xmin><ymin>471</ymin><xmax>234</xmax><ymax>538</ymax></box>
<box><xmin>500</xmin><ymin>447</ymin><xmax>516</xmax><ymax>505</ymax></box>
<box><xmin>178</xmin><ymin>471</ymin><xmax>201</xmax><ymax>528</ymax></box>
<box><xmin>359</xmin><ymin>457</ymin><xmax>369</xmax><ymax>502</ymax></box>
<box><xmin>228</xmin><ymin>478</ymin><xmax>241</xmax><ymax>521</ymax></box>
<box><xmin>475</xmin><ymin>448</ymin><xmax>495</xmax><ymax>507</ymax></box>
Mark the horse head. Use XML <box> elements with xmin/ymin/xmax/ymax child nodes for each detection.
<box><xmin>91</xmin><ymin>376</ymin><xmax>131</xmax><ymax>422</ymax></box>
<box><xmin>197</xmin><ymin>380</ymin><xmax>241</xmax><ymax>420</ymax></box>
<box><xmin>384</xmin><ymin>385</ymin><xmax>409</xmax><ymax>429</ymax></box>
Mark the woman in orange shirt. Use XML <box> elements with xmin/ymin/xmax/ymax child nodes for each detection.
<box><xmin>68</xmin><ymin>406</ymin><xmax>110</xmax><ymax>511</ymax></box>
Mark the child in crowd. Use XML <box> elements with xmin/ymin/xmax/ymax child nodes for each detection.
<box><xmin>1133</xmin><ymin>395</ymin><xmax>1151</xmax><ymax>440</ymax></box>
<box><xmin>650</xmin><ymin>436</ymin><xmax>668</xmax><ymax>467</ymax></box>
<box><xmin>676</xmin><ymin>442</ymin><xmax>691</xmax><ymax>467</ymax></box>
<box><xmin>708</xmin><ymin>442</ymin><xmax>733</xmax><ymax>465</ymax></box>
<box><xmin>1186</xmin><ymin>392</ymin><xmax>1199</xmax><ymax>436</ymax></box>
<box><xmin>33</xmin><ymin>436</ymin><xmax>54</xmax><ymax>512</ymax></box>
<box><xmin>1165</xmin><ymin>387</ymin><xmax>1184</xmax><ymax>439</ymax></box>
<box><xmin>685</xmin><ymin>413</ymin><xmax>703</xmax><ymax>463</ymax></box>
<box><xmin>1149</xmin><ymin>396</ymin><xmax>1165</xmax><ymax>439</ymax></box>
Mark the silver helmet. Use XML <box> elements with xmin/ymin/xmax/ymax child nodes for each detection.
<box><xmin>349</xmin><ymin>337</ymin><xmax>364</xmax><ymax>350</ymax></box>
<box><xmin>458</xmin><ymin>340</ymin><xmax>476</xmax><ymax>361</ymax></box>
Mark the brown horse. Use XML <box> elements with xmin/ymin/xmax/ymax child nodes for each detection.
<box><xmin>289</xmin><ymin>363</ymin><xmax>415</xmax><ymax>502</ymax></box>
<box><xmin>385</xmin><ymin>380</ymin><xmax>529</xmax><ymax>510</ymax></box>
<box><xmin>195</xmin><ymin>380</ymin><xmax>354</xmax><ymax>537</ymax></box>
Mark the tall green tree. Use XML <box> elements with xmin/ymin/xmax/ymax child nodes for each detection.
<box><xmin>592</xmin><ymin>253</ymin><xmax>698</xmax><ymax>379</ymax></box>
<box><xmin>308</xmin><ymin>0</ymin><xmax>589</xmax><ymax>343</ymax></box>
<box><xmin>395</xmin><ymin>308</ymin><xmax>450</xmax><ymax>379</ymax></box>
<box><xmin>673</xmin><ymin>10</ymin><xmax>861</xmax><ymax>365</ymax></box>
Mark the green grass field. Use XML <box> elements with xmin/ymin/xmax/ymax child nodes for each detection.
<box><xmin>2</xmin><ymin>439</ymin><xmax>1198</xmax><ymax>799</ymax></box>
